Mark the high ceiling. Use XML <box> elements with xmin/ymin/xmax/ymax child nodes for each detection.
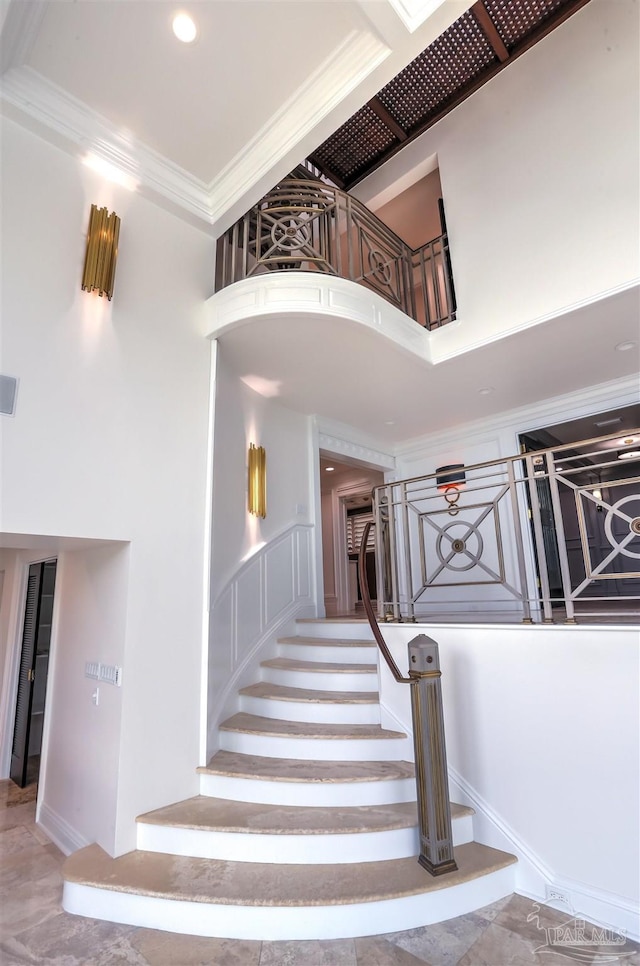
<box><xmin>0</xmin><ymin>0</ymin><xmax>478</xmax><ymax>234</ymax></box>
<box><xmin>308</xmin><ymin>0</ymin><xmax>590</xmax><ymax>187</ymax></box>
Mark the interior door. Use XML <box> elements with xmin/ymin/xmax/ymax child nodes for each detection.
<box><xmin>10</xmin><ymin>560</ymin><xmax>57</xmax><ymax>788</ymax></box>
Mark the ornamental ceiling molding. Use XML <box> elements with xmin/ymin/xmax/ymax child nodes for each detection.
<box><xmin>208</xmin><ymin>29</ymin><xmax>391</xmax><ymax>234</ymax></box>
<box><xmin>0</xmin><ymin>66</ymin><xmax>213</xmax><ymax>225</ymax></box>
<box><xmin>317</xmin><ymin>427</ymin><xmax>396</xmax><ymax>472</ymax></box>
<box><xmin>0</xmin><ymin>4</ymin><xmax>389</xmax><ymax>234</ymax></box>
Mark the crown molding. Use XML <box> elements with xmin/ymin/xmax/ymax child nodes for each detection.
<box><xmin>396</xmin><ymin>374</ymin><xmax>640</xmax><ymax>459</ymax></box>
<box><xmin>208</xmin><ymin>28</ymin><xmax>391</xmax><ymax>233</ymax></box>
<box><xmin>0</xmin><ymin>24</ymin><xmax>389</xmax><ymax>233</ymax></box>
<box><xmin>0</xmin><ymin>66</ymin><xmax>213</xmax><ymax>225</ymax></box>
<box><xmin>317</xmin><ymin>423</ymin><xmax>396</xmax><ymax>471</ymax></box>
<box><xmin>0</xmin><ymin>0</ymin><xmax>46</xmax><ymax>73</ymax></box>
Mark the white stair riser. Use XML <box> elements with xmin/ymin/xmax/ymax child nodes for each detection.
<box><xmin>261</xmin><ymin>667</ymin><xmax>378</xmax><ymax>692</ymax></box>
<box><xmin>137</xmin><ymin>824</ymin><xmax>420</xmax><ymax>864</ymax></box>
<box><xmin>219</xmin><ymin>731</ymin><xmax>413</xmax><ymax>761</ymax></box>
<box><xmin>294</xmin><ymin>623</ymin><xmax>373</xmax><ymax>643</ymax></box>
<box><xmin>198</xmin><ymin>773</ymin><xmax>418</xmax><ymax>806</ymax></box>
<box><xmin>136</xmin><ymin>814</ymin><xmax>473</xmax><ymax>863</ymax></box>
<box><xmin>277</xmin><ymin>643</ymin><xmax>377</xmax><ymax>663</ymax></box>
<box><xmin>239</xmin><ymin>694</ymin><xmax>380</xmax><ymax>725</ymax></box>
<box><xmin>63</xmin><ymin>865</ymin><xmax>516</xmax><ymax>940</ymax></box>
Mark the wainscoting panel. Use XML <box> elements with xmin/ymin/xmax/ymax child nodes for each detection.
<box><xmin>207</xmin><ymin>525</ymin><xmax>314</xmax><ymax>757</ymax></box>
<box><xmin>235</xmin><ymin>559</ymin><xmax>262</xmax><ymax>662</ymax></box>
<box><xmin>264</xmin><ymin>534</ymin><xmax>295</xmax><ymax>626</ymax></box>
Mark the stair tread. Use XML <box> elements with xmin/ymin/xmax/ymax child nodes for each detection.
<box><xmin>198</xmin><ymin>752</ymin><xmax>416</xmax><ymax>784</ymax></box>
<box><xmin>239</xmin><ymin>682</ymin><xmax>379</xmax><ymax>704</ymax></box>
<box><xmin>219</xmin><ymin>713</ymin><xmax>406</xmax><ymax>740</ymax></box>
<box><xmin>137</xmin><ymin>797</ymin><xmax>428</xmax><ymax>833</ymax></box>
<box><xmin>138</xmin><ymin>797</ymin><xmax>475</xmax><ymax>833</ymax></box>
<box><xmin>262</xmin><ymin>657</ymin><xmax>377</xmax><ymax>674</ymax></box>
<box><xmin>278</xmin><ymin>636</ymin><xmax>375</xmax><ymax>648</ymax></box>
<box><xmin>64</xmin><ymin>842</ymin><xmax>517</xmax><ymax>906</ymax></box>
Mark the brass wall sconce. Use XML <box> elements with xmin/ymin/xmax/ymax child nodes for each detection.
<box><xmin>248</xmin><ymin>443</ymin><xmax>266</xmax><ymax>518</ymax></box>
<box><xmin>81</xmin><ymin>204</ymin><xmax>120</xmax><ymax>300</ymax></box>
<box><xmin>436</xmin><ymin>464</ymin><xmax>466</xmax><ymax>515</ymax></box>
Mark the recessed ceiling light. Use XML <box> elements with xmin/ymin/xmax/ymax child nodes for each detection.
<box><xmin>325</xmin><ymin>466</ymin><xmax>335</xmax><ymax>472</ymax></box>
<box><xmin>478</xmin><ymin>387</ymin><xmax>494</xmax><ymax>396</ymax></box>
<box><xmin>615</xmin><ymin>341</ymin><xmax>636</xmax><ymax>352</ymax></box>
<box><xmin>620</xmin><ymin>436</ymin><xmax>639</xmax><ymax>446</ymax></box>
<box><xmin>619</xmin><ymin>450</ymin><xmax>640</xmax><ymax>460</ymax></box>
<box><xmin>172</xmin><ymin>12</ymin><xmax>197</xmax><ymax>43</ymax></box>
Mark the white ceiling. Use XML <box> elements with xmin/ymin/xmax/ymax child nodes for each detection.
<box><xmin>219</xmin><ymin>285</ymin><xmax>640</xmax><ymax>447</ymax></box>
<box><xmin>2</xmin><ymin>0</ymin><xmax>637</xmax><ymax>449</ymax></box>
<box><xmin>0</xmin><ymin>0</ymin><xmax>473</xmax><ymax>232</ymax></box>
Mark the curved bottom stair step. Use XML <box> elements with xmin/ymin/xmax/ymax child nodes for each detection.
<box><xmin>62</xmin><ymin>841</ymin><xmax>517</xmax><ymax>940</ymax></box>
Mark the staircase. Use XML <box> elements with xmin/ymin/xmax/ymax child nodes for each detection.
<box><xmin>62</xmin><ymin>620</ymin><xmax>517</xmax><ymax>940</ymax></box>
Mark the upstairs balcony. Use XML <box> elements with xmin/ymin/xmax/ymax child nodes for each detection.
<box><xmin>215</xmin><ymin>177</ymin><xmax>456</xmax><ymax>331</ymax></box>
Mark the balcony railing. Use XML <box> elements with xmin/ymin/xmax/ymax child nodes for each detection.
<box><xmin>373</xmin><ymin>431</ymin><xmax>640</xmax><ymax>624</ymax></box>
<box><xmin>215</xmin><ymin>179</ymin><xmax>456</xmax><ymax>330</ymax></box>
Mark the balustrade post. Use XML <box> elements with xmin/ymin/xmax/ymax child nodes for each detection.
<box><xmin>546</xmin><ymin>457</ymin><xmax>577</xmax><ymax>623</ymax></box>
<box><xmin>525</xmin><ymin>453</ymin><xmax>555</xmax><ymax>622</ymax></box>
<box><xmin>408</xmin><ymin>634</ymin><xmax>457</xmax><ymax>876</ymax></box>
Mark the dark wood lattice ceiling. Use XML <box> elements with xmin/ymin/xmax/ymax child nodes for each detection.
<box><xmin>308</xmin><ymin>0</ymin><xmax>591</xmax><ymax>189</ymax></box>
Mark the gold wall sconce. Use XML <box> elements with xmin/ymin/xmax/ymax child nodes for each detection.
<box><xmin>436</xmin><ymin>464</ymin><xmax>466</xmax><ymax>515</ymax></box>
<box><xmin>248</xmin><ymin>443</ymin><xmax>266</xmax><ymax>518</ymax></box>
<box><xmin>81</xmin><ymin>204</ymin><xmax>120</xmax><ymax>300</ymax></box>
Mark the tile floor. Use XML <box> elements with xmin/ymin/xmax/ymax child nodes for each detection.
<box><xmin>1</xmin><ymin>780</ymin><xmax>638</xmax><ymax>965</ymax></box>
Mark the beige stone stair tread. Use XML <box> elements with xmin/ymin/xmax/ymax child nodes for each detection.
<box><xmin>278</xmin><ymin>636</ymin><xmax>376</xmax><ymax>648</ymax></box>
<box><xmin>137</xmin><ymin>796</ymin><xmax>422</xmax><ymax>833</ymax></box>
<box><xmin>219</xmin><ymin>713</ymin><xmax>406</xmax><ymax>740</ymax></box>
<box><xmin>64</xmin><ymin>842</ymin><xmax>516</xmax><ymax>906</ymax></box>
<box><xmin>197</xmin><ymin>751</ymin><xmax>416</xmax><ymax>784</ymax></box>
<box><xmin>262</xmin><ymin>657</ymin><xmax>377</xmax><ymax>674</ymax></box>
<box><xmin>239</xmin><ymin>682</ymin><xmax>379</xmax><ymax>704</ymax></box>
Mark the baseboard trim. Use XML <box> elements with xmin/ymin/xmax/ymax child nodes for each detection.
<box><xmin>448</xmin><ymin>767</ymin><xmax>640</xmax><ymax>942</ymax></box>
<box><xmin>38</xmin><ymin>801</ymin><xmax>90</xmax><ymax>856</ymax></box>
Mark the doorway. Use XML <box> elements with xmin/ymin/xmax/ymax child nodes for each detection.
<box><xmin>319</xmin><ymin>455</ymin><xmax>385</xmax><ymax>617</ymax></box>
<box><xmin>519</xmin><ymin>403</ymin><xmax>640</xmax><ymax>614</ymax></box>
<box><xmin>11</xmin><ymin>559</ymin><xmax>57</xmax><ymax>788</ymax></box>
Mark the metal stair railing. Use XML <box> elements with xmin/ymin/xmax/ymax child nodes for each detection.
<box><xmin>215</xmin><ymin>178</ymin><xmax>456</xmax><ymax>330</ymax></box>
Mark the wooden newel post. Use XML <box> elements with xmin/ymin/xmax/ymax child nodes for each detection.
<box><xmin>408</xmin><ymin>634</ymin><xmax>458</xmax><ymax>876</ymax></box>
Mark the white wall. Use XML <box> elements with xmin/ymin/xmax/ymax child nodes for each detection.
<box><xmin>376</xmin><ymin>621</ymin><xmax>639</xmax><ymax>935</ymax></box>
<box><xmin>355</xmin><ymin>0</ymin><xmax>640</xmax><ymax>357</ymax></box>
<box><xmin>39</xmin><ymin>545</ymin><xmax>129</xmax><ymax>855</ymax></box>
<box><xmin>207</xmin><ymin>349</ymin><xmax>315</xmax><ymax>748</ymax></box>
<box><xmin>0</xmin><ymin>118</ymin><xmax>214</xmax><ymax>854</ymax></box>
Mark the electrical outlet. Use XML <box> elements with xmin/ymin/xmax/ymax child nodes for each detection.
<box><xmin>545</xmin><ymin>885</ymin><xmax>572</xmax><ymax>907</ymax></box>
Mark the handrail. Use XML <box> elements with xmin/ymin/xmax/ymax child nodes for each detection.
<box><xmin>215</xmin><ymin>178</ymin><xmax>456</xmax><ymax>330</ymax></box>
<box><xmin>358</xmin><ymin>521</ymin><xmax>411</xmax><ymax>683</ymax></box>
